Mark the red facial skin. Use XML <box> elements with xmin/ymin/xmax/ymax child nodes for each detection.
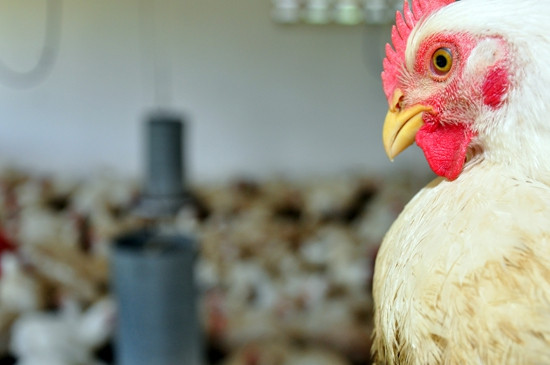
<box><xmin>482</xmin><ymin>65</ymin><xmax>510</xmax><ymax>109</ymax></box>
<box><xmin>401</xmin><ymin>33</ymin><xmax>510</xmax><ymax>180</ymax></box>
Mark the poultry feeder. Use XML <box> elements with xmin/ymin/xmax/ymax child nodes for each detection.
<box><xmin>111</xmin><ymin>111</ymin><xmax>201</xmax><ymax>365</ymax></box>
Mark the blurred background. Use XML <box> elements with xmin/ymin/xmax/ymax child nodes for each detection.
<box><xmin>0</xmin><ymin>0</ymin><xmax>433</xmax><ymax>364</ymax></box>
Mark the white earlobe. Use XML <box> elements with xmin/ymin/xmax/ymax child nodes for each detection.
<box><xmin>464</xmin><ymin>37</ymin><xmax>508</xmax><ymax>78</ymax></box>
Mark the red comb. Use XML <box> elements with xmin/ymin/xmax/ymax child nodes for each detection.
<box><xmin>382</xmin><ymin>0</ymin><xmax>454</xmax><ymax>103</ymax></box>
<box><xmin>0</xmin><ymin>229</ymin><xmax>16</xmax><ymax>277</ymax></box>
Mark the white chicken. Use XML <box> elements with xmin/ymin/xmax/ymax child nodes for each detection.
<box><xmin>10</xmin><ymin>297</ymin><xmax>115</xmax><ymax>365</ymax></box>
<box><xmin>0</xmin><ymin>253</ymin><xmax>44</xmax><ymax>312</ymax></box>
<box><xmin>372</xmin><ymin>0</ymin><xmax>550</xmax><ymax>364</ymax></box>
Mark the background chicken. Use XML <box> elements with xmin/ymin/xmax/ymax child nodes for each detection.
<box><xmin>372</xmin><ymin>0</ymin><xmax>550</xmax><ymax>363</ymax></box>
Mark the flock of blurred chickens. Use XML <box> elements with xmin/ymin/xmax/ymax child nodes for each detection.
<box><xmin>0</xmin><ymin>164</ymin><xmax>427</xmax><ymax>364</ymax></box>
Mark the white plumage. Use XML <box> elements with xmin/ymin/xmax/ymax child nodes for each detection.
<box><xmin>10</xmin><ymin>297</ymin><xmax>115</xmax><ymax>365</ymax></box>
<box><xmin>373</xmin><ymin>0</ymin><xmax>550</xmax><ymax>363</ymax></box>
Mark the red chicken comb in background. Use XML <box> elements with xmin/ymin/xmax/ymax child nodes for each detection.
<box><xmin>0</xmin><ymin>229</ymin><xmax>15</xmax><ymax>253</ymax></box>
<box><xmin>382</xmin><ymin>0</ymin><xmax>455</xmax><ymax>102</ymax></box>
<box><xmin>0</xmin><ymin>228</ymin><xmax>16</xmax><ymax>276</ymax></box>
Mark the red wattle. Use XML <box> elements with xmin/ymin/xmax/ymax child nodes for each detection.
<box><xmin>416</xmin><ymin>122</ymin><xmax>475</xmax><ymax>181</ymax></box>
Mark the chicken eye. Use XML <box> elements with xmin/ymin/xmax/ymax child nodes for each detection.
<box><xmin>431</xmin><ymin>48</ymin><xmax>453</xmax><ymax>76</ymax></box>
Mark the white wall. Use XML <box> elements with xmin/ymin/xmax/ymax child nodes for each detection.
<box><xmin>0</xmin><ymin>0</ymin><xmax>429</xmax><ymax>181</ymax></box>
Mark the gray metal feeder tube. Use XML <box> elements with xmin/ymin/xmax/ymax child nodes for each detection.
<box><xmin>112</xmin><ymin>231</ymin><xmax>201</xmax><ymax>365</ymax></box>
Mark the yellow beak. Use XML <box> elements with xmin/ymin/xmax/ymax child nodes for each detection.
<box><xmin>383</xmin><ymin>89</ymin><xmax>433</xmax><ymax>160</ymax></box>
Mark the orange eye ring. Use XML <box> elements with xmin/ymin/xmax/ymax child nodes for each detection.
<box><xmin>431</xmin><ymin>48</ymin><xmax>453</xmax><ymax>76</ymax></box>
